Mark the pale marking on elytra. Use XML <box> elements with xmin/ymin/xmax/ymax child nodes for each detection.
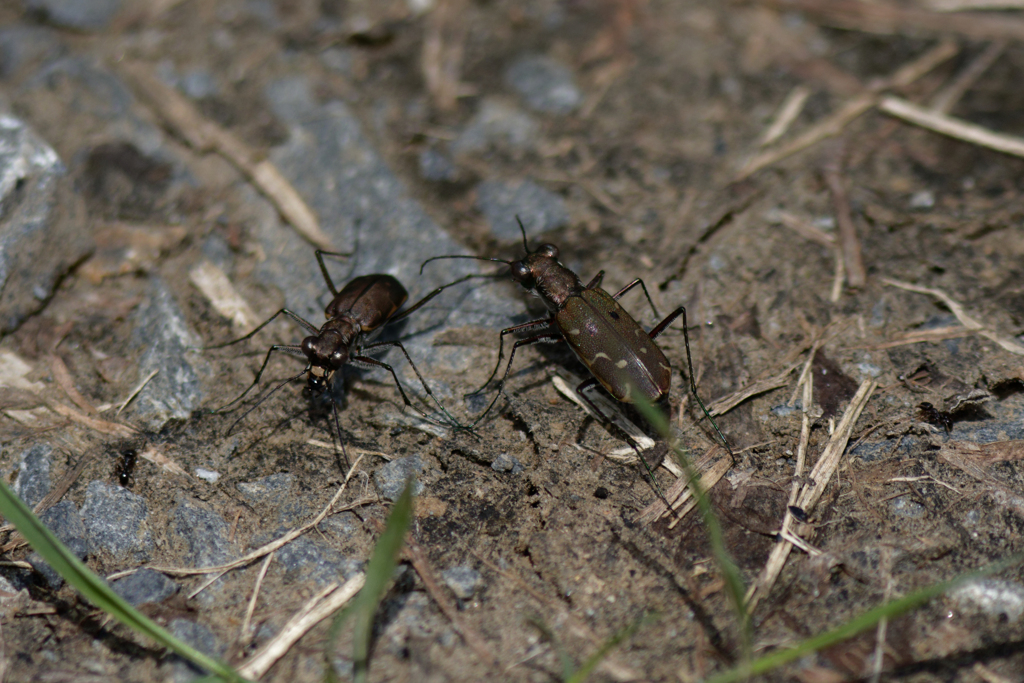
<box><xmin>639</xmin><ymin>347</ymin><xmax>648</xmax><ymax>354</ymax></box>
<box><xmin>659</xmin><ymin>363</ymin><xmax>671</xmax><ymax>372</ymax></box>
<box><xmin>569</xmin><ymin>328</ymin><xmax>580</xmax><ymax>336</ymax></box>
<box><xmin>615</xmin><ymin>360</ymin><xmax>628</xmax><ymax>369</ymax></box>
<box><xmin>593</xmin><ymin>352</ymin><xmax>612</xmax><ymax>361</ymax></box>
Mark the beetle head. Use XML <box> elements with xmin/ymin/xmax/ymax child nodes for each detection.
<box><xmin>302</xmin><ymin>329</ymin><xmax>351</xmax><ymax>370</ymax></box>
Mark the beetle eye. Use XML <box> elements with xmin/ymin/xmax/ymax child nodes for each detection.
<box><xmin>330</xmin><ymin>351</ymin><xmax>345</xmax><ymax>367</ymax></box>
<box><xmin>510</xmin><ymin>261</ymin><xmax>532</xmax><ymax>283</ymax></box>
<box><xmin>538</xmin><ymin>244</ymin><xmax>559</xmax><ymax>259</ymax></box>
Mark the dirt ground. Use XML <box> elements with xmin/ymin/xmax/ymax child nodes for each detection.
<box><xmin>3</xmin><ymin>0</ymin><xmax>1024</xmax><ymax>681</ymax></box>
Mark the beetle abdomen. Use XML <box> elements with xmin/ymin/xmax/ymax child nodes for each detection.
<box><xmin>325</xmin><ymin>274</ymin><xmax>408</xmax><ymax>331</ymax></box>
<box><xmin>558</xmin><ymin>290</ymin><xmax>671</xmax><ymax>403</ymax></box>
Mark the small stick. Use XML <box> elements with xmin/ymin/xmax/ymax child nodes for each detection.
<box><xmin>929</xmin><ymin>40</ymin><xmax>1006</xmax><ymax>114</ymax></box>
<box><xmin>240</xmin><ymin>552</ymin><xmax>274</xmax><ymax>645</ymax></box>
<box><xmin>823</xmin><ymin>143</ymin><xmax>867</xmax><ymax>289</ymax></box>
<box><xmin>878</xmin><ymin>95</ymin><xmax>1024</xmax><ymax>158</ymax></box>
<box><xmin>237</xmin><ymin>574</ymin><xmax>365</xmax><ymax>680</ymax></box>
<box><xmin>114</xmin><ymin>369</ymin><xmax>159</xmax><ymax>417</ymax></box>
<box><xmin>883</xmin><ymin>278</ymin><xmax>1024</xmax><ymax>355</ymax></box>
<box><xmin>759</xmin><ymin>85</ymin><xmax>812</xmax><ymax>147</ymax></box>
<box><xmin>49</xmin><ymin>355</ymin><xmax>97</xmax><ymax>414</ymax></box>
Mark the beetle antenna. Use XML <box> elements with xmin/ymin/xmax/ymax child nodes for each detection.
<box><xmin>514</xmin><ymin>215</ymin><xmax>531</xmax><ymax>254</ymax></box>
<box><xmin>420</xmin><ymin>254</ymin><xmax>510</xmax><ymax>274</ymax></box>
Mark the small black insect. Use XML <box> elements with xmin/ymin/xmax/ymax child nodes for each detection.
<box><xmin>917</xmin><ymin>401</ymin><xmax>953</xmax><ymax>433</ymax></box>
<box><xmin>115</xmin><ymin>448</ymin><xmax>138</xmax><ymax>488</ymax></box>
<box><xmin>788</xmin><ymin>505</ymin><xmax>809</xmax><ymax>523</ymax></box>
<box><xmin>208</xmin><ymin>250</ymin><xmax>474</xmax><ymax>456</ymax></box>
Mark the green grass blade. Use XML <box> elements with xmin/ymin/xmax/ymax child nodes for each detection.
<box><xmin>0</xmin><ymin>480</ymin><xmax>245</xmax><ymax>682</ymax></box>
<box><xmin>706</xmin><ymin>550</ymin><xmax>1024</xmax><ymax>683</ymax></box>
<box><xmin>630</xmin><ymin>393</ymin><xmax>751</xmax><ymax>654</ymax></box>
<box><xmin>351</xmin><ymin>478</ymin><xmax>415</xmax><ymax>683</ymax></box>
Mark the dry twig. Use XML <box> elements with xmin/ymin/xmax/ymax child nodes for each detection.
<box><xmin>746</xmin><ymin>379</ymin><xmax>876</xmax><ymax>610</ymax></box>
<box><xmin>883</xmin><ymin>278</ymin><xmax>1024</xmax><ymax>355</ymax></box>
<box><xmin>118</xmin><ymin>61</ymin><xmax>331</xmax><ymax>250</ymax></box>
<box><xmin>878</xmin><ymin>96</ymin><xmax>1024</xmax><ymax>159</ymax></box>
<box><xmin>823</xmin><ymin>144</ymin><xmax>867</xmax><ymax>289</ymax></box>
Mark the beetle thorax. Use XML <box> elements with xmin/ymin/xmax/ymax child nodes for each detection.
<box><xmin>511</xmin><ymin>251</ymin><xmax>583</xmax><ymax>312</ymax></box>
<box><xmin>301</xmin><ymin>317</ymin><xmax>360</xmax><ymax>370</ymax></box>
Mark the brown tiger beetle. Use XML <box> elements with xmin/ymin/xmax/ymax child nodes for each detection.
<box><xmin>421</xmin><ymin>218</ymin><xmax>735</xmax><ymax>475</ymax></box>
<box><xmin>207</xmin><ymin>250</ymin><xmax>476</xmax><ymax>456</ymax></box>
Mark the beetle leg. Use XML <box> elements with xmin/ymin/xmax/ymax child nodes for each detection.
<box><xmin>652</xmin><ymin>306</ymin><xmax>735</xmax><ymax>464</ymax></box>
<box><xmin>584</xmin><ymin>270</ymin><xmax>605</xmax><ymax>289</ymax></box>
<box><xmin>387</xmin><ymin>273</ymin><xmax>490</xmax><ymax>324</ymax></box>
<box><xmin>211</xmin><ymin>345</ymin><xmax>308</xmax><ymax>414</ymax></box>
<box><xmin>204</xmin><ymin>309</ymin><xmax>320</xmax><ymax>350</ymax></box>
<box><xmin>472</xmin><ymin>332</ymin><xmax>564</xmax><ymax>427</ymax></box>
<box><xmin>314</xmin><ymin>249</ymin><xmax>354</xmax><ymax>297</ymax></box>
<box><xmin>223</xmin><ymin>365</ymin><xmax>311</xmax><ymax>434</ymax></box>
<box><xmin>575</xmin><ymin>378</ymin><xmax>667</xmax><ymax>499</ymax></box>
<box><xmin>354</xmin><ymin>340</ymin><xmax>469</xmax><ymax>430</ymax></box>
<box><xmin>611</xmin><ymin>278</ymin><xmax>661</xmax><ymax>323</ymax></box>
<box><xmin>470</xmin><ymin>318</ymin><xmax>554</xmax><ymax>396</ymax></box>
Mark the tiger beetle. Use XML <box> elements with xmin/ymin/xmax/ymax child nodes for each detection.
<box><xmin>421</xmin><ymin>218</ymin><xmax>734</xmax><ymax>471</ymax></box>
<box><xmin>207</xmin><ymin>250</ymin><xmax>475</xmax><ymax>456</ymax></box>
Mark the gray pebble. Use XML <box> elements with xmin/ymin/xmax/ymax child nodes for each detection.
<box><xmin>418</xmin><ymin>148</ymin><xmax>459</xmax><ymax>183</ymax></box>
<box><xmin>442</xmin><ymin>565</ymin><xmax>481</xmax><ymax>599</ymax></box>
<box><xmin>111</xmin><ymin>568</ymin><xmax>178</xmax><ymax>606</ymax></box>
<box><xmin>0</xmin><ymin>26</ymin><xmax>63</xmax><ymax>79</ymax></box>
<box><xmin>374</xmin><ymin>456</ymin><xmax>424</xmax><ymax>501</ymax></box>
<box><xmin>490</xmin><ymin>452</ymin><xmax>523</xmax><ymax>474</ymax></box>
<box><xmin>173</xmin><ymin>500</ymin><xmax>233</xmax><ymax>569</ymax></box>
<box><xmin>12</xmin><ymin>443</ymin><xmax>52</xmax><ymax>509</ymax></box>
<box><xmin>167</xmin><ymin>619</ymin><xmax>221</xmax><ymax>682</ymax></box>
<box><xmin>236</xmin><ymin>473</ymin><xmax>294</xmax><ymax>507</ymax></box>
<box><xmin>28</xmin><ymin>500</ymin><xmax>88</xmax><ymax>589</ymax></box>
<box><xmin>505</xmin><ymin>55</ymin><xmax>582</xmax><ymax>115</ymax></box>
<box><xmin>475</xmin><ymin>179</ymin><xmax>570</xmax><ymax>241</ymax></box>
<box><xmin>80</xmin><ymin>481</ymin><xmax>153</xmax><ymax>562</ymax></box>
<box><xmin>130</xmin><ymin>278</ymin><xmax>206</xmax><ymax>430</ymax></box>
<box><xmin>22</xmin><ymin>0</ymin><xmax>121</xmax><ymax>31</ymax></box>
<box><xmin>274</xmin><ymin>535</ymin><xmax>352</xmax><ymax>586</ymax></box>
<box><xmin>889</xmin><ymin>496</ymin><xmax>925</xmax><ymax>519</ymax></box>
<box><xmin>0</xmin><ymin>113</ymin><xmax>90</xmax><ymax>335</ymax></box>
<box><xmin>451</xmin><ymin>99</ymin><xmax>538</xmax><ymax>156</ymax></box>
<box><xmin>950</xmin><ymin>579</ymin><xmax>1024</xmax><ymax>621</ymax></box>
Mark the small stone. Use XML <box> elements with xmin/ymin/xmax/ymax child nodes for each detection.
<box><xmin>22</xmin><ymin>0</ymin><xmax>121</xmax><ymax>31</ymax></box>
<box><xmin>173</xmin><ymin>500</ymin><xmax>233</xmax><ymax>569</ymax></box>
<box><xmin>27</xmin><ymin>501</ymin><xmax>88</xmax><ymax>589</ymax></box>
<box><xmin>167</xmin><ymin>619</ymin><xmax>220</xmax><ymax>682</ymax></box>
<box><xmin>80</xmin><ymin>481</ymin><xmax>153</xmax><ymax>562</ymax></box>
<box><xmin>111</xmin><ymin>568</ymin><xmax>178</xmax><ymax>606</ymax></box>
<box><xmin>12</xmin><ymin>443</ymin><xmax>52</xmax><ymax>509</ymax></box>
<box><xmin>194</xmin><ymin>467</ymin><xmax>221</xmax><ymax>483</ymax></box>
<box><xmin>0</xmin><ymin>26</ymin><xmax>62</xmax><ymax>79</ymax></box>
<box><xmin>950</xmin><ymin>579</ymin><xmax>1024</xmax><ymax>621</ymax></box>
<box><xmin>374</xmin><ymin>456</ymin><xmax>424</xmax><ymax>501</ymax></box>
<box><xmin>0</xmin><ymin>113</ymin><xmax>90</xmax><ymax>335</ymax></box>
<box><xmin>490</xmin><ymin>452</ymin><xmax>523</xmax><ymax>474</ymax></box>
<box><xmin>451</xmin><ymin>99</ymin><xmax>538</xmax><ymax>156</ymax></box>
<box><xmin>475</xmin><ymin>179</ymin><xmax>569</xmax><ymax>241</ymax></box>
<box><xmin>909</xmin><ymin>190</ymin><xmax>935</xmax><ymax>210</ymax></box>
<box><xmin>129</xmin><ymin>278</ymin><xmax>205</xmax><ymax>431</ymax></box>
<box><xmin>418</xmin><ymin>148</ymin><xmax>459</xmax><ymax>183</ymax></box>
<box><xmin>442</xmin><ymin>565</ymin><xmax>481</xmax><ymax>599</ymax></box>
<box><xmin>504</xmin><ymin>55</ymin><xmax>582</xmax><ymax>115</ymax></box>
<box><xmin>236</xmin><ymin>473</ymin><xmax>294</xmax><ymax>506</ymax></box>
<box><xmin>274</xmin><ymin>536</ymin><xmax>351</xmax><ymax>586</ymax></box>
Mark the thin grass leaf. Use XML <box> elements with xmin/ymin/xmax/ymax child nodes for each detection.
<box><xmin>564</xmin><ymin>612</ymin><xmax>653</xmax><ymax>683</ymax></box>
<box><xmin>0</xmin><ymin>480</ymin><xmax>246</xmax><ymax>682</ymax></box>
<box><xmin>630</xmin><ymin>393</ymin><xmax>751</xmax><ymax>654</ymax></box>
<box><xmin>351</xmin><ymin>477</ymin><xmax>415</xmax><ymax>683</ymax></box>
<box><xmin>706</xmin><ymin>550</ymin><xmax>1024</xmax><ymax>682</ymax></box>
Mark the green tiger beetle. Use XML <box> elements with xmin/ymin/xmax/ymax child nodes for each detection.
<box><xmin>421</xmin><ymin>219</ymin><xmax>734</xmax><ymax>470</ymax></box>
<box><xmin>207</xmin><ymin>250</ymin><xmax>475</xmax><ymax>456</ymax></box>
